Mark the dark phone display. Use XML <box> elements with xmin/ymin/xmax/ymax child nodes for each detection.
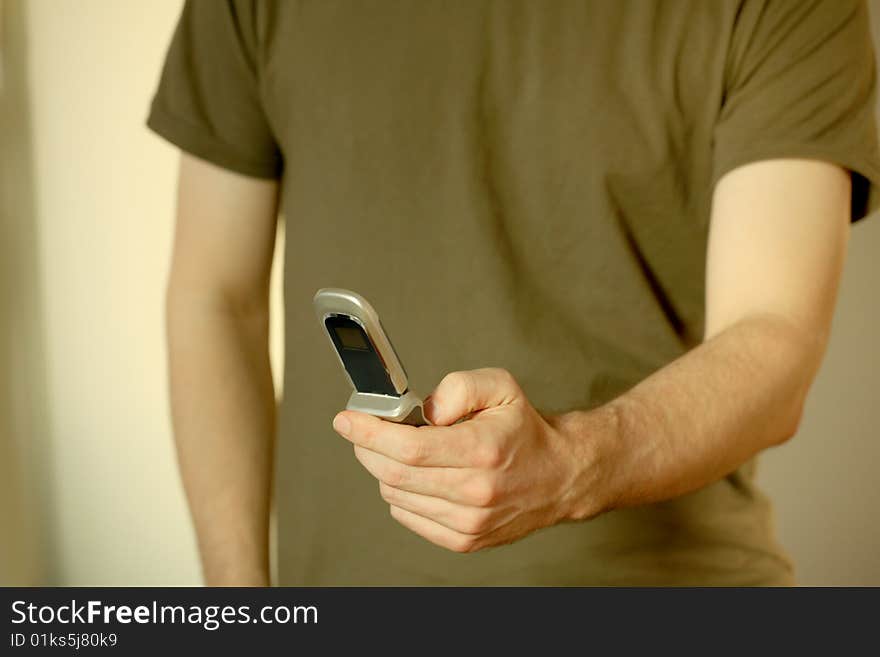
<box><xmin>325</xmin><ymin>315</ymin><xmax>397</xmax><ymax>395</ymax></box>
<box><xmin>334</xmin><ymin>325</ymin><xmax>369</xmax><ymax>350</ymax></box>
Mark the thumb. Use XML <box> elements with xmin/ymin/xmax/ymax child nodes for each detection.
<box><xmin>424</xmin><ymin>368</ymin><xmax>521</xmax><ymax>426</ymax></box>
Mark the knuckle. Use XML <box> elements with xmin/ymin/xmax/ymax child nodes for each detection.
<box><xmin>465</xmin><ymin>477</ymin><xmax>499</xmax><ymax>508</ymax></box>
<box><xmin>459</xmin><ymin>509</ymin><xmax>492</xmax><ymax>535</ymax></box>
<box><xmin>399</xmin><ymin>438</ymin><xmax>426</xmax><ymax>465</ymax></box>
<box><xmin>378</xmin><ymin>482</ymin><xmax>396</xmax><ymax>503</ymax></box>
<box><xmin>382</xmin><ymin>463</ymin><xmax>407</xmax><ymax>488</ymax></box>
<box><xmin>441</xmin><ymin>370</ymin><xmax>465</xmax><ymax>387</ymax></box>
<box><xmin>494</xmin><ymin>367</ymin><xmax>517</xmax><ymax>389</ymax></box>
<box><xmin>450</xmin><ymin>534</ymin><xmax>478</xmax><ymax>554</ymax></box>
<box><xmin>442</xmin><ymin>370</ymin><xmax>473</xmax><ymax>402</ymax></box>
<box><xmin>477</xmin><ymin>441</ymin><xmax>505</xmax><ymax>468</ymax></box>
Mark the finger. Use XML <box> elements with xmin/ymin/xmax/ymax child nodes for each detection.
<box><xmin>425</xmin><ymin>368</ymin><xmax>522</xmax><ymax>426</ymax></box>
<box><xmin>389</xmin><ymin>505</ymin><xmax>484</xmax><ymax>554</ymax></box>
<box><xmin>353</xmin><ymin>445</ymin><xmax>479</xmax><ymax>504</ymax></box>
<box><xmin>333</xmin><ymin>409</ymin><xmax>482</xmax><ymax>467</ymax></box>
<box><xmin>379</xmin><ymin>482</ymin><xmax>502</xmax><ymax>536</ymax></box>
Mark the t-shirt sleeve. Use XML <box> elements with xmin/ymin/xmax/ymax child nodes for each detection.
<box><xmin>712</xmin><ymin>0</ymin><xmax>880</xmax><ymax>222</ymax></box>
<box><xmin>146</xmin><ymin>0</ymin><xmax>282</xmax><ymax>179</ymax></box>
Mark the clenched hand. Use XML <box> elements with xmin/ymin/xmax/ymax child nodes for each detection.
<box><xmin>331</xmin><ymin>368</ymin><xmax>610</xmax><ymax>553</ymax></box>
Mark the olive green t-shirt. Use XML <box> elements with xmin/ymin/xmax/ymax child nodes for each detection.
<box><xmin>148</xmin><ymin>0</ymin><xmax>880</xmax><ymax>585</ymax></box>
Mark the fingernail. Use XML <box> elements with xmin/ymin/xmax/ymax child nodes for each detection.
<box><xmin>333</xmin><ymin>413</ymin><xmax>351</xmax><ymax>436</ymax></box>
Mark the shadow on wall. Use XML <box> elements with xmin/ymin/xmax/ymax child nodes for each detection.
<box><xmin>0</xmin><ymin>0</ymin><xmax>55</xmax><ymax>585</ymax></box>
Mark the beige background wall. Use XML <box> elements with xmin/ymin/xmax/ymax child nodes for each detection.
<box><xmin>2</xmin><ymin>0</ymin><xmax>200</xmax><ymax>585</ymax></box>
<box><xmin>0</xmin><ymin>0</ymin><xmax>877</xmax><ymax>586</ymax></box>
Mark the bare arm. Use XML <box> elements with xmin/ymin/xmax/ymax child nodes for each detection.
<box><xmin>570</xmin><ymin>159</ymin><xmax>851</xmax><ymax>514</ymax></box>
<box><xmin>166</xmin><ymin>153</ymin><xmax>279</xmax><ymax>585</ymax></box>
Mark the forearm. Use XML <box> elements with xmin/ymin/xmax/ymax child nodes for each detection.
<box><xmin>560</xmin><ymin>313</ymin><xmax>827</xmax><ymax>519</ymax></box>
<box><xmin>166</xmin><ymin>291</ymin><xmax>275</xmax><ymax>585</ymax></box>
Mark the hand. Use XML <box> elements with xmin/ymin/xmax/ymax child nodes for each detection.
<box><xmin>331</xmin><ymin>368</ymin><xmax>609</xmax><ymax>553</ymax></box>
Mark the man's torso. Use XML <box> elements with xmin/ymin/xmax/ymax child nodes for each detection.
<box><xmin>263</xmin><ymin>0</ymin><xmax>793</xmax><ymax>585</ymax></box>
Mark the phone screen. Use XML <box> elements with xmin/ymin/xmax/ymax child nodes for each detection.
<box><xmin>324</xmin><ymin>315</ymin><xmax>397</xmax><ymax>395</ymax></box>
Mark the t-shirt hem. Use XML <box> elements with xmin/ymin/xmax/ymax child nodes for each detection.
<box><xmin>712</xmin><ymin>143</ymin><xmax>880</xmax><ymax>222</ymax></box>
<box><xmin>145</xmin><ymin>104</ymin><xmax>281</xmax><ymax>180</ymax></box>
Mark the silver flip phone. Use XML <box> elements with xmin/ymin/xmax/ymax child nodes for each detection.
<box><xmin>314</xmin><ymin>288</ymin><xmax>427</xmax><ymax>426</ymax></box>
